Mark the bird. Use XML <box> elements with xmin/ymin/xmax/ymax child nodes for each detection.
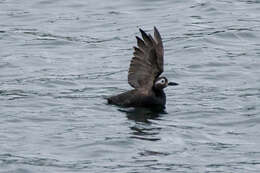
<box><xmin>107</xmin><ymin>27</ymin><xmax>178</xmax><ymax>109</ymax></box>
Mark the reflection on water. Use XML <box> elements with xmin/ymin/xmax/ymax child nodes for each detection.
<box><xmin>120</xmin><ymin>107</ymin><xmax>164</xmax><ymax>141</ymax></box>
<box><xmin>120</xmin><ymin>107</ymin><xmax>164</xmax><ymax>123</ymax></box>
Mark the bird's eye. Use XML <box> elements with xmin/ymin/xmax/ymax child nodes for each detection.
<box><xmin>160</xmin><ymin>79</ymin><xmax>165</xmax><ymax>84</ymax></box>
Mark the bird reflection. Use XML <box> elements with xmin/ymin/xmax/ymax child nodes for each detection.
<box><xmin>119</xmin><ymin>107</ymin><xmax>166</xmax><ymax>123</ymax></box>
<box><xmin>119</xmin><ymin>107</ymin><xmax>166</xmax><ymax>141</ymax></box>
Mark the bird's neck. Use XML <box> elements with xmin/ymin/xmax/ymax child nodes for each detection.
<box><xmin>153</xmin><ymin>88</ymin><xmax>165</xmax><ymax>97</ymax></box>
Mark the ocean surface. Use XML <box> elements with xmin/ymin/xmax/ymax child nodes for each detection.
<box><xmin>1</xmin><ymin>0</ymin><xmax>260</xmax><ymax>172</ymax></box>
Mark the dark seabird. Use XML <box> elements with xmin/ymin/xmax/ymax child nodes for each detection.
<box><xmin>107</xmin><ymin>27</ymin><xmax>178</xmax><ymax>109</ymax></box>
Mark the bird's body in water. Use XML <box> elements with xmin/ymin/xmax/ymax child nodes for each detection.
<box><xmin>107</xmin><ymin>27</ymin><xmax>178</xmax><ymax>109</ymax></box>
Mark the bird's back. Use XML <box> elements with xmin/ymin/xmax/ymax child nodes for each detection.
<box><xmin>107</xmin><ymin>88</ymin><xmax>166</xmax><ymax>109</ymax></box>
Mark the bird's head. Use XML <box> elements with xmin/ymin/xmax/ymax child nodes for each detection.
<box><xmin>154</xmin><ymin>76</ymin><xmax>178</xmax><ymax>90</ymax></box>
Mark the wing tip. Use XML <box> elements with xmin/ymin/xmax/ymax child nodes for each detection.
<box><xmin>154</xmin><ymin>26</ymin><xmax>158</xmax><ymax>32</ymax></box>
<box><xmin>139</xmin><ymin>28</ymin><xmax>147</xmax><ymax>38</ymax></box>
<box><xmin>139</xmin><ymin>28</ymin><xmax>144</xmax><ymax>33</ymax></box>
<box><xmin>139</xmin><ymin>26</ymin><xmax>159</xmax><ymax>33</ymax></box>
<box><xmin>135</xmin><ymin>36</ymin><xmax>141</xmax><ymax>41</ymax></box>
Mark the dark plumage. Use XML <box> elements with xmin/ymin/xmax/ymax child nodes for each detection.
<box><xmin>107</xmin><ymin>27</ymin><xmax>178</xmax><ymax>109</ymax></box>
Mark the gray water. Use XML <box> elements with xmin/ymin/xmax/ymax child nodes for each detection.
<box><xmin>1</xmin><ymin>0</ymin><xmax>260</xmax><ymax>172</ymax></box>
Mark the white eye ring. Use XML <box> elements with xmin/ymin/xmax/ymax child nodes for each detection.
<box><xmin>160</xmin><ymin>79</ymin><xmax>165</xmax><ymax>84</ymax></box>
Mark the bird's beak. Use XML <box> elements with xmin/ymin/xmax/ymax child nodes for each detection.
<box><xmin>168</xmin><ymin>82</ymin><xmax>179</xmax><ymax>86</ymax></box>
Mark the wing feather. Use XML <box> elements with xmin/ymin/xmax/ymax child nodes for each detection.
<box><xmin>128</xmin><ymin>27</ymin><xmax>164</xmax><ymax>89</ymax></box>
<box><xmin>154</xmin><ymin>27</ymin><xmax>164</xmax><ymax>72</ymax></box>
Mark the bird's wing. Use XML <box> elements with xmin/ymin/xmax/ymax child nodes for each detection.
<box><xmin>128</xmin><ymin>27</ymin><xmax>164</xmax><ymax>89</ymax></box>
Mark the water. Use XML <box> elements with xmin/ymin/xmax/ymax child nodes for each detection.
<box><xmin>1</xmin><ymin>0</ymin><xmax>260</xmax><ymax>172</ymax></box>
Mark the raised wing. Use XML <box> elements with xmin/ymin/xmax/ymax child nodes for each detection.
<box><xmin>128</xmin><ymin>27</ymin><xmax>164</xmax><ymax>89</ymax></box>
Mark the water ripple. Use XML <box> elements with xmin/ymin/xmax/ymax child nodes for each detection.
<box><xmin>1</xmin><ymin>0</ymin><xmax>260</xmax><ymax>172</ymax></box>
